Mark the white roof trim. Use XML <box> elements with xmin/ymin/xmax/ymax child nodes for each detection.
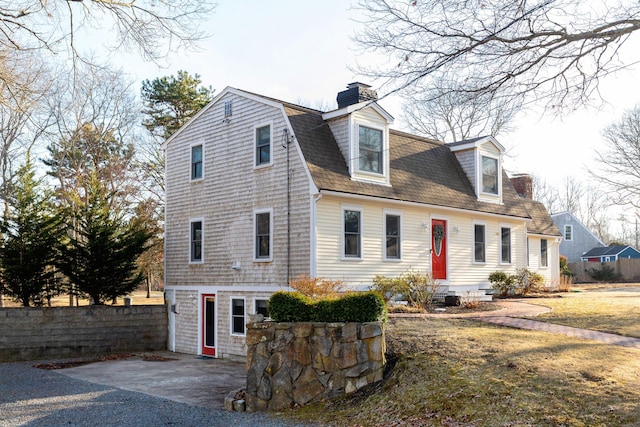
<box><xmin>448</xmin><ymin>136</ymin><xmax>506</xmax><ymax>154</ymax></box>
<box><xmin>322</xmin><ymin>101</ymin><xmax>394</xmax><ymax>123</ymax></box>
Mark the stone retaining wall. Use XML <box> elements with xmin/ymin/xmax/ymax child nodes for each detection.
<box><xmin>0</xmin><ymin>305</ymin><xmax>167</xmax><ymax>362</ymax></box>
<box><xmin>245</xmin><ymin>321</ymin><xmax>385</xmax><ymax>411</ymax></box>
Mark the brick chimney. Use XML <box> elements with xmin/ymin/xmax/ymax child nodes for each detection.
<box><xmin>336</xmin><ymin>82</ymin><xmax>378</xmax><ymax>108</ymax></box>
<box><xmin>510</xmin><ymin>174</ymin><xmax>533</xmax><ymax>199</ymax></box>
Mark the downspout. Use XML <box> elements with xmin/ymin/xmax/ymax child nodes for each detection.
<box><xmin>283</xmin><ymin>128</ymin><xmax>293</xmax><ymax>286</ymax></box>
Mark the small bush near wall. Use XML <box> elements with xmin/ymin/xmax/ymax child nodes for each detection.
<box><xmin>267</xmin><ymin>291</ymin><xmax>386</xmax><ymax>323</ymax></box>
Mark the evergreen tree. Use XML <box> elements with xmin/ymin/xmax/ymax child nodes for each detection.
<box><xmin>0</xmin><ymin>158</ymin><xmax>63</xmax><ymax>307</ymax></box>
<box><xmin>141</xmin><ymin>70</ymin><xmax>214</xmax><ymax>139</ymax></box>
<box><xmin>58</xmin><ymin>173</ymin><xmax>153</xmax><ymax>305</ymax></box>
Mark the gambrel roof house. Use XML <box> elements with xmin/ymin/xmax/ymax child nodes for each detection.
<box><xmin>163</xmin><ymin>82</ymin><xmax>561</xmax><ymax>359</ymax></box>
<box><xmin>551</xmin><ymin>211</ymin><xmax>605</xmax><ymax>263</ymax></box>
<box><xmin>581</xmin><ymin>245</ymin><xmax>640</xmax><ymax>262</ymax></box>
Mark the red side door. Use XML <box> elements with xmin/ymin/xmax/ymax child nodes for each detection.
<box><xmin>201</xmin><ymin>294</ymin><xmax>216</xmax><ymax>357</ymax></box>
<box><xmin>431</xmin><ymin>219</ymin><xmax>447</xmax><ymax>280</ymax></box>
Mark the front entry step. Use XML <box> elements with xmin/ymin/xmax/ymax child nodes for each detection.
<box><xmin>447</xmin><ymin>289</ymin><xmax>493</xmax><ymax>302</ymax></box>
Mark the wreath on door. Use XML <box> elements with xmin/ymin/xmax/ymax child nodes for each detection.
<box><xmin>433</xmin><ymin>224</ymin><xmax>445</xmax><ymax>257</ymax></box>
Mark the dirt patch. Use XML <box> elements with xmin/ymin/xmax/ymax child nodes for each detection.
<box><xmin>33</xmin><ymin>353</ymin><xmax>135</xmax><ymax>370</ymax></box>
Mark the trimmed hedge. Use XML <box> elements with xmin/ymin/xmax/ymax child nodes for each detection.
<box><xmin>268</xmin><ymin>291</ymin><xmax>387</xmax><ymax>323</ymax></box>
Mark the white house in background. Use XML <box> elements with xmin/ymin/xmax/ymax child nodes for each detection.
<box><xmin>551</xmin><ymin>211</ymin><xmax>605</xmax><ymax>263</ymax></box>
<box><xmin>162</xmin><ymin>83</ymin><xmax>561</xmax><ymax>359</ymax></box>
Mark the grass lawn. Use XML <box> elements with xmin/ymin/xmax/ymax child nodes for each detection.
<box><xmin>527</xmin><ymin>287</ymin><xmax>640</xmax><ymax>338</ymax></box>
<box><xmin>283</xmin><ymin>292</ymin><xmax>640</xmax><ymax>426</ymax></box>
<box><xmin>1</xmin><ymin>290</ymin><xmax>166</xmax><ymax>307</ymax></box>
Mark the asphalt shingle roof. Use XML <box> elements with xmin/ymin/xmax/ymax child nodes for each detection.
<box><xmin>279</xmin><ymin>101</ymin><xmax>559</xmax><ymax>237</ymax></box>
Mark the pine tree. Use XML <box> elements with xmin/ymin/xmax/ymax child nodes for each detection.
<box><xmin>0</xmin><ymin>158</ymin><xmax>63</xmax><ymax>307</ymax></box>
<box><xmin>58</xmin><ymin>173</ymin><xmax>153</xmax><ymax>305</ymax></box>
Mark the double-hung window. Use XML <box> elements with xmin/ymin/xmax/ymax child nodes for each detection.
<box><xmin>255</xmin><ymin>299</ymin><xmax>269</xmax><ymax>317</ymax></box>
<box><xmin>255</xmin><ymin>210</ymin><xmax>272</xmax><ymax>261</ymax></box>
<box><xmin>481</xmin><ymin>156</ymin><xmax>498</xmax><ymax>194</ymax></box>
<box><xmin>564</xmin><ymin>225</ymin><xmax>573</xmax><ymax>241</ymax></box>
<box><xmin>358</xmin><ymin>125</ymin><xmax>383</xmax><ymax>174</ymax></box>
<box><xmin>231</xmin><ymin>298</ymin><xmax>245</xmax><ymax>335</ymax></box>
<box><xmin>474</xmin><ymin>224</ymin><xmax>486</xmax><ymax>263</ymax></box>
<box><xmin>501</xmin><ymin>227</ymin><xmax>511</xmax><ymax>264</ymax></box>
<box><xmin>385</xmin><ymin>213</ymin><xmax>401</xmax><ymax>259</ymax></box>
<box><xmin>255</xmin><ymin>124</ymin><xmax>271</xmax><ymax>166</ymax></box>
<box><xmin>191</xmin><ymin>144</ymin><xmax>203</xmax><ymax>180</ymax></box>
<box><xmin>540</xmin><ymin>239</ymin><xmax>548</xmax><ymax>267</ymax></box>
<box><xmin>190</xmin><ymin>220</ymin><xmax>203</xmax><ymax>263</ymax></box>
<box><xmin>343</xmin><ymin>209</ymin><xmax>361</xmax><ymax>258</ymax></box>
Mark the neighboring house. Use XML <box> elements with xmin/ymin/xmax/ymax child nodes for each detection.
<box><xmin>163</xmin><ymin>83</ymin><xmax>561</xmax><ymax>359</ymax></box>
<box><xmin>551</xmin><ymin>211</ymin><xmax>605</xmax><ymax>263</ymax></box>
<box><xmin>581</xmin><ymin>245</ymin><xmax>640</xmax><ymax>262</ymax></box>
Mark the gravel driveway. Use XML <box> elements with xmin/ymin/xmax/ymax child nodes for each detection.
<box><xmin>0</xmin><ymin>361</ymin><xmax>307</xmax><ymax>427</ymax></box>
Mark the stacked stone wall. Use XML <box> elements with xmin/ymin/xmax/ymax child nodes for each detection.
<box><xmin>245</xmin><ymin>321</ymin><xmax>385</xmax><ymax>411</ymax></box>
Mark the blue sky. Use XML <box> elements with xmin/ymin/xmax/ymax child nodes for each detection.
<box><xmin>93</xmin><ymin>0</ymin><xmax>640</xmax><ymax>188</ymax></box>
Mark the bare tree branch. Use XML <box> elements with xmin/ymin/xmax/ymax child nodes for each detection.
<box><xmin>353</xmin><ymin>0</ymin><xmax>640</xmax><ymax>109</ymax></box>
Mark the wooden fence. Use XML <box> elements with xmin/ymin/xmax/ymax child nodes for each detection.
<box><xmin>568</xmin><ymin>258</ymin><xmax>640</xmax><ymax>283</ymax></box>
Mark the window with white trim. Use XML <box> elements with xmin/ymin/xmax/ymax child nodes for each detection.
<box><xmin>385</xmin><ymin>213</ymin><xmax>401</xmax><ymax>259</ymax></box>
<box><xmin>564</xmin><ymin>225</ymin><xmax>573</xmax><ymax>241</ymax></box>
<box><xmin>358</xmin><ymin>125</ymin><xmax>383</xmax><ymax>174</ymax></box>
<box><xmin>231</xmin><ymin>298</ymin><xmax>245</xmax><ymax>335</ymax></box>
<box><xmin>255</xmin><ymin>124</ymin><xmax>271</xmax><ymax>166</ymax></box>
<box><xmin>474</xmin><ymin>224</ymin><xmax>486</xmax><ymax>263</ymax></box>
<box><xmin>255</xmin><ymin>299</ymin><xmax>269</xmax><ymax>317</ymax></box>
<box><xmin>191</xmin><ymin>144</ymin><xmax>203</xmax><ymax>180</ymax></box>
<box><xmin>224</xmin><ymin>100</ymin><xmax>232</xmax><ymax>117</ymax></box>
<box><xmin>481</xmin><ymin>156</ymin><xmax>498</xmax><ymax>194</ymax></box>
<box><xmin>190</xmin><ymin>220</ymin><xmax>203</xmax><ymax>263</ymax></box>
<box><xmin>254</xmin><ymin>210</ymin><xmax>272</xmax><ymax>261</ymax></box>
<box><xmin>343</xmin><ymin>209</ymin><xmax>361</xmax><ymax>258</ymax></box>
<box><xmin>540</xmin><ymin>239</ymin><xmax>548</xmax><ymax>267</ymax></box>
<box><xmin>501</xmin><ymin>227</ymin><xmax>511</xmax><ymax>263</ymax></box>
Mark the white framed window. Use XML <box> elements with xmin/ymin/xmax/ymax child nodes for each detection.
<box><xmin>342</xmin><ymin>206</ymin><xmax>363</xmax><ymax>259</ymax></box>
<box><xmin>254</xmin><ymin>299</ymin><xmax>269</xmax><ymax>317</ymax></box>
<box><xmin>384</xmin><ymin>211</ymin><xmax>401</xmax><ymax>260</ymax></box>
<box><xmin>189</xmin><ymin>219</ymin><xmax>203</xmax><ymax>263</ymax></box>
<box><xmin>230</xmin><ymin>297</ymin><xmax>246</xmax><ymax>336</ymax></box>
<box><xmin>540</xmin><ymin>239</ymin><xmax>548</xmax><ymax>267</ymax></box>
<box><xmin>255</xmin><ymin>122</ymin><xmax>272</xmax><ymax>167</ymax></box>
<box><xmin>254</xmin><ymin>209</ymin><xmax>273</xmax><ymax>261</ymax></box>
<box><xmin>564</xmin><ymin>225</ymin><xmax>573</xmax><ymax>241</ymax></box>
<box><xmin>474</xmin><ymin>223</ymin><xmax>486</xmax><ymax>263</ymax></box>
<box><xmin>190</xmin><ymin>143</ymin><xmax>203</xmax><ymax>181</ymax></box>
<box><xmin>481</xmin><ymin>155</ymin><xmax>499</xmax><ymax>194</ymax></box>
<box><xmin>224</xmin><ymin>100</ymin><xmax>233</xmax><ymax>117</ymax></box>
<box><xmin>501</xmin><ymin>226</ymin><xmax>512</xmax><ymax>264</ymax></box>
<box><xmin>357</xmin><ymin>125</ymin><xmax>384</xmax><ymax>175</ymax></box>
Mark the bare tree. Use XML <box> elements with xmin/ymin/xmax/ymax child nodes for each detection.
<box><xmin>592</xmin><ymin>105</ymin><xmax>640</xmax><ymax>208</ymax></box>
<box><xmin>402</xmin><ymin>78</ymin><xmax>517</xmax><ymax>142</ymax></box>
<box><xmin>353</xmin><ymin>0</ymin><xmax>640</xmax><ymax>109</ymax></box>
<box><xmin>532</xmin><ymin>175</ymin><xmax>560</xmax><ymax>214</ymax></box>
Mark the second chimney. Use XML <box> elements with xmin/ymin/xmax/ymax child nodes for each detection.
<box><xmin>336</xmin><ymin>82</ymin><xmax>378</xmax><ymax>108</ymax></box>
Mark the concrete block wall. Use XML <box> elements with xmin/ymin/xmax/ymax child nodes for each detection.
<box><xmin>0</xmin><ymin>305</ymin><xmax>167</xmax><ymax>362</ymax></box>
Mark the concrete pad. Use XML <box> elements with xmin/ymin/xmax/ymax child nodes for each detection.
<box><xmin>57</xmin><ymin>352</ymin><xmax>246</xmax><ymax>409</ymax></box>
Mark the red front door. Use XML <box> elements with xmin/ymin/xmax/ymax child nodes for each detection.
<box><xmin>201</xmin><ymin>294</ymin><xmax>216</xmax><ymax>357</ymax></box>
<box><xmin>431</xmin><ymin>219</ymin><xmax>447</xmax><ymax>280</ymax></box>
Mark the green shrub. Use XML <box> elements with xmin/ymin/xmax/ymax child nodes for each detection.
<box><xmin>587</xmin><ymin>263</ymin><xmax>622</xmax><ymax>282</ymax></box>
<box><xmin>559</xmin><ymin>256</ymin><xmax>573</xmax><ymax>277</ymax></box>
<box><xmin>268</xmin><ymin>291</ymin><xmax>387</xmax><ymax>323</ymax></box>
<box><xmin>371</xmin><ymin>274</ymin><xmax>407</xmax><ymax>302</ymax></box>
<box><xmin>267</xmin><ymin>291</ymin><xmax>313</xmax><ymax>322</ymax></box>
<box><xmin>488</xmin><ymin>271</ymin><xmax>515</xmax><ymax>296</ymax></box>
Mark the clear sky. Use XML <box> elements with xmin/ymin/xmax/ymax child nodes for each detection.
<box><xmin>101</xmin><ymin>0</ymin><xmax>640</xmax><ymax>190</ymax></box>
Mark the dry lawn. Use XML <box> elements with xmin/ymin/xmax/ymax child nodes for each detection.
<box><xmin>529</xmin><ymin>286</ymin><xmax>640</xmax><ymax>338</ymax></box>
<box><xmin>1</xmin><ymin>290</ymin><xmax>166</xmax><ymax>307</ymax></box>
<box><xmin>285</xmin><ymin>295</ymin><xmax>640</xmax><ymax>426</ymax></box>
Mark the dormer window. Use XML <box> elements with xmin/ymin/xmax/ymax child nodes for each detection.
<box><xmin>481</xmin><ymin>155</ymin><xmax>498</xmax><ymax>194</ymax></box>
<box><xmin>358</xmin><ymin>125</ymin><xmax>383</xmax><ymax>174</ymax></box>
